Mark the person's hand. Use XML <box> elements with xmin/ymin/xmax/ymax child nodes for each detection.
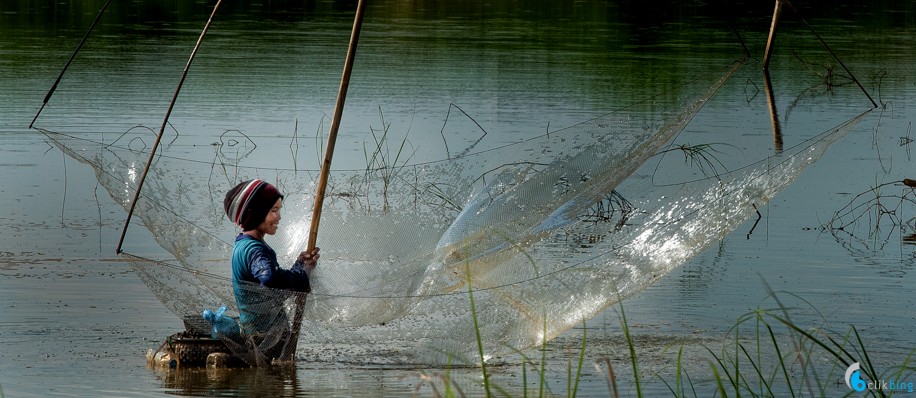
<box><xmin>297</xmin><ymin>247</ymin><xmax>320</xmax><ymax>269</ymax></box>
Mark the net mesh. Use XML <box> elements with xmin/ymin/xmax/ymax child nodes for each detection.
<box><xmin>40</xmin><ymin>54</ymin><xmax>874</xmax><ymax>366</ymax></box>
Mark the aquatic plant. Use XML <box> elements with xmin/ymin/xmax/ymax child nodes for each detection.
<box><xmin>618</xmin><ymin>300</ymin><xmax>642</xmax><ymax>398</ymax></box>
<box><xmin>685</xmin><ymin>290</ymin><xmax>913</xmax><ymax>398</ymax></box>
<box><xmin>360</xmin><ymin>107</ymin><xmax>416</xmax><ymax>212</ymax></box>
<box><xmin>428</xmin><ymin>281</ymin><xmax>912</xmax><ymax>398</ymax></box>
<box><xmin>656</xmin><ymin>143</ymin><xmax>735</xmax><ymax>181</ymax></box>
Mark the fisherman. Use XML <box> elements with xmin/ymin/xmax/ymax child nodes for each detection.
<box><xmin>223</xmin><ymin>179</ymin><xmax>318</xmax><ymax>360</ymax></box>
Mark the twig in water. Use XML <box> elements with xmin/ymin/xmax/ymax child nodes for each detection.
<box><xmin>106</xmin><ymin>125</ymin><xmax>154</xmax><ymax>151</ymax></box>
<box><xmin>289</xmin><ymin>119</ymin><xmax>299</xmax><ymax>173</ymax></box>
<box><xmin>826</xmin><ymin>180</ymin><xmax>916</xmax><ymax>239</ymax></box>
<box><xmin>744</xmin><ymin>78</ymin><xmax>761</xmax><ymax>103</ymax></box>
<box><xmin>901</xmin><ymin>122</ymin><xmax>913</xmax><ymax>162</ymax></box>
<box><xmin>60</xmin><ymin>148</ymin><xmax>68</xmax><ymax>226</ymax></box>
<box><xmin>747</xmin><ymin>203</ymin><xmax>762</xmax><ymax>240</ymax></box>
<box><xmin>166</xmin><ymin>121</ymin><xmax>180</xmax><ymax>147</ymax></box>
<box><xmin>440</xmin><ymin>103</ymin><xmax>489</xmax><ymax>159</ymax></box>
<box><xmin>94</xmin><ymin>180</ymin><xmax>103</xmax><ymax>253</ymax></box>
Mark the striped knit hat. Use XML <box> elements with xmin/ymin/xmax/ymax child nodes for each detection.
<box><xmin>224</xmin><ymin>179</ymin><xmax>283</xmax><ymax>231</ymax></box>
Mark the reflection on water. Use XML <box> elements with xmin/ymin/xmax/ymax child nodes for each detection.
<box><xmin>905</xmin><ymin>234</ymin><xmax>916</xmax><ymax>245</ymax></box>
<box><xmin>155</xmin><ymin>367</ymin><xmax>299</xmax><ymax>397</ymax></box>
<box><xmin>1</xmin><ymin>0</ymin><xmax>915</xmax><ymax>397</ymax></box>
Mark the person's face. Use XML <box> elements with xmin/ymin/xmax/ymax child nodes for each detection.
<box><xmin>256</xmin><ymin>198</ymin><xmax>282</xmax><ymax>236</ymax></box>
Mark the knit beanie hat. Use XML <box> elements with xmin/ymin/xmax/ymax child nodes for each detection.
<box><xmin>224</xmin><ymin>179</ymin><xmax>283</xmax><ymax>231</ymax></box>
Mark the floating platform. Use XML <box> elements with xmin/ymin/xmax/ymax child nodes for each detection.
<box><xmin>147</xmin><ymin>317</ymin><xmax>246</xmax><ymax>369</ymax></box>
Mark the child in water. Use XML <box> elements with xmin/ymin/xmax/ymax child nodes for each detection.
<box><xmin>223</xmin><ymin>179</ymin><xmax>319</xmax><ymax>357</ymax></box>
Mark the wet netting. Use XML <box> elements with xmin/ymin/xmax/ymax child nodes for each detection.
<box><xmin>39</xmin><ymin>54</ymin><xmax>874</xmax><ymax>366</ymax></box>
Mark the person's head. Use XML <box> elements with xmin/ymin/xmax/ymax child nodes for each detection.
<box><xmin>224</xmin><ymin>179</ymin><xmax>284</xmax><ymax>233</ymax></box>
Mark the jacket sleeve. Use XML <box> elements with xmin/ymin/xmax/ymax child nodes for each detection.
<box><xmin>247</xmin><ymin>248</ymin><xmax>311</xmax><ymax>293</ymax></box>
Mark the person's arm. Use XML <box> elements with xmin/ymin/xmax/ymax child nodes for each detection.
<box><xmin>248</xmin><ymin>247</ymin><xmax>311</xmax><ymax>292</ymax></box>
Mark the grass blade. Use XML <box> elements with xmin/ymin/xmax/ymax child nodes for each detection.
<box><xmin>465</xmin><ymin>260</ymin><xmax>491</xmax><ymax>397</ymax></box>
<box><xmin>571</xmin><ymin>320</ymin><xmax>587</xmax><ymax>398</ymax></box>
<box><xmin>618</xmin><ymin>301</ymin><xmax>642</xmax><ymax>398</ymax></box>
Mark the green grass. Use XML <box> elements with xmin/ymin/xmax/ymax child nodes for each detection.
<box><xmin>618</xmin><ymin>300</ymin><xmax>642</xmax><ymax>398</ymax></box>
<box><xmin>650</xmin><ymin>283</ymin><xmax>916</xmax><ymax>398</ymax></box>
<box><xmin>465</xmin><ymin>259</ymin><xmax>492</xmax><ymax>397</ymax></box>
<box><xmin>425</xmin><ymin>279</ymin><xmax>914</xmax><ymax>398</ymax></box>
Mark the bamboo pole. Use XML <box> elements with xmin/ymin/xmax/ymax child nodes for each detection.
<box><xmin>285</xmin><ymin>0</ymin><xmax>368</xmax><ymax>364</ymax></box>
<box><xmin>115</xmin><ymin>0</ymin><xmax>224</xmax><ymax>254</ymax></box>
<box><xmin>307</xmin><ymin>0</ymin><xmax>367</xmax><ymax>251</ymax></box>
<box><xmin>780</xmin><ymin>0</ymin><xmax>877</xmax><ymax>107</ymax></box>
<box><xmin>762</xmin><ymin>0</ymin><xmax>782</xmax><ymax>70</ymax></box>
<box><xmin>763</xmin><ymin>69</ymin><xmax>783</xmax><ymax>153</ymax></box>
<box><xmin>766</xmin><ymin>0</ymin><xmax>878</xmax><ymax>108</ymax></box>
<box><xmin>30</xmin><ymin>0</ymin><xmax>113</xmax><ymax>129</ymax></box>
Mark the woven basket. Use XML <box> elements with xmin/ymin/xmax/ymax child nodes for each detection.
<box><xmin>182</xmin><ymin>315</ymin><xmax>212</xmax><ymax>337</ymax></box>
<box><xmin>167</xmin><ymin>331</ymin><xmax>233</xmax><ymax>367</ymax></box>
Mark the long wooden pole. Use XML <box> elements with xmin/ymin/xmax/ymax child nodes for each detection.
<box><xmin>766</xmin><ymin>0</ymin><xmax>877</xmax><ymax>108</ymax></box>
<box><xmin>30</xmin><ymin>0</ymin><xmax>113</xmax><ymax>129</ymax></box>
<box><xmin>307</xmin><ymin>0</ymin><xmax>367</xmax><ymax>251</ymax></box>
<box><xmin>285</xmin><ymin>0</ymin><xmax>367</xmax><ymax>364</ymax></box>
<box><xmin>763</xmin><ymin>69</ymin><xmax>783</xmax><ymax>153</ymax></box>
<box><xmin>782</xmin><ymin>0</ymin><xmax>877</xmax><ymax>108</ymax></box>
<box><xmin>762</xmin><ymin>0</ymin><xmax>782</xmax><ymax>71</ymax></box>
<box><xmin>115</xmin><ymin>0</ymin><xmax>224</xmax><ymax>254</ymax></box>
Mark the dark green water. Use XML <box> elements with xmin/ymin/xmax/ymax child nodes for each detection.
<box><xmin>1</xmin><ymin>1</ymin><xmax>914</xmax><ymax>396</ymax></box>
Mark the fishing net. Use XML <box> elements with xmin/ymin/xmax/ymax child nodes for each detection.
<box><xmin>39</xmin><ymin>52</ymin><xmax>874</xmax><ymax>366</ymax></box>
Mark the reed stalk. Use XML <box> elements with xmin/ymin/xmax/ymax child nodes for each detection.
<box><xmin>465</xmin><ymin>260</ymin><xmax>491</xmax><ymax>397</ymax></box>
<box><xmin>439</xmin><ymin>279</ymin><xmax>907</xmax><ymax>398</ymax></box>
<box><xmin>618</xmin><ymin>300</ymin><xmax>643</xmax><ymax>398</ymax></box>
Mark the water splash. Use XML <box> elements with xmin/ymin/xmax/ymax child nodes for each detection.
<box><xmin>40</xmin><ymin>57</ymin><xmax>874</xmax><ymax>364</ymax></box>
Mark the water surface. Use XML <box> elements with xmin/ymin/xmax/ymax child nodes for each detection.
<box><xmin>1</xmin><ymin>1</ymin><xmax>914</xmax><ymax>396</ymax></box>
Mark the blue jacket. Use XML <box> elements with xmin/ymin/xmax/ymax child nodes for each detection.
<box><xmin>231</xmin><ymin>234</ymin><xmax>310</xmax><ymax>328</ymax></box>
